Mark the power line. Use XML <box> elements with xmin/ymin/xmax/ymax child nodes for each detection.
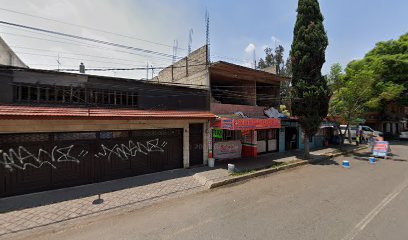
<box><xmin>0</xmin><ymin>31</ymin><xmax>176</xmax><ymax>63</ymax></box>
<box><xmin>11</xmin><ymin>46</ymin><xmax>172</xmax><ymax>65</ymax></box>
<box><xmin>0</xmin><ymin>20</ymin><xmax>180</xmax><ymax>59</ymax></box>
<box><xmin>0</xmin><ymin>7</ymin><xmax>188</xmax><ymax>51</ymax></box>
<box><xmin>15</xmin><ymin>51</ymin><xmax>154</xmax><ymax>67</ymax></box>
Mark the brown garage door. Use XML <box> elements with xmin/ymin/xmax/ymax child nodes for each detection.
<box><xmin>0</xmin><ymin>129</ymin><xmax>183</xmax><ymax>197</ymax></box>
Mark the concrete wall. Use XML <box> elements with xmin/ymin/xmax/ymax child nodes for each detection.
<box><xmin>0</xmin><ymin>37</ymin><xmax>27</xmax><ymax>67</ymax></box>
<box><xmin>155</xmin><ymin>46</ymin><xmax>209</xmax><ymax>88</ymax></box>
<box><xmin>0</xmin><ymin>119</ymin><xmax>209</xmax><ymax>168</ymax></box>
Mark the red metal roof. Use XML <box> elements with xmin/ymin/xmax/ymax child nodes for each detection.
<box><xmin>0</xmin><ymin>105</ymin><xmax>216</xmax><ymax>120</ymax></box>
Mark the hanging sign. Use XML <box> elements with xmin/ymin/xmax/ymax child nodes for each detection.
<box><xmin>211</xmin><ymin>118</ymin><xmax>281</xmax><ymax>130</ymax></box>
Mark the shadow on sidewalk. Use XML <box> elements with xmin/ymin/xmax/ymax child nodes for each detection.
<box><xmin>0</xmin><ymin>166</ymin><xmax>212</xmax><ymax>213</ymax></box>
<box><xmin>308</xmin><ymin>154</ymin><xmax>340</xmax><ymax>166</ymax></box>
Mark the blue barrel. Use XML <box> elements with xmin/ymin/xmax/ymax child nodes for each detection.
<box><xmin>342</xmin><ymin>160</ymin><xmax>350</xmax><ymax>168</ymax></box>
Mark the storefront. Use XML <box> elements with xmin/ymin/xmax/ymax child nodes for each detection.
<box><xmin>209</xmin><ymin>118</ymin><xmax>281</xmax><ymax>160</ymax></box>
<box><xmin>279</xmin><ymin>120</ymin><xmax>300</xmax><ymax>152</ymax></box>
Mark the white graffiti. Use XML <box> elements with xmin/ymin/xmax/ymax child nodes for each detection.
<box><xmin>0</xmin><ymin>145</ymin><xmax>81</xmax><ymax>171</ymax></box>
<box><xmin>95</xmin><ymin>139</ymin><xmax>167</xmax><ymax>161</ymax></box>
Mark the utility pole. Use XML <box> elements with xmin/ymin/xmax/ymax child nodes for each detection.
<box><xmin>188</xmin><ymin>29</ymin><xmax>193</xmax><ymax>55</ymax></box>
<box><xmin>205</xmin><ymin>9</ymin><xmax>210</xmax><ymax>63</ymax></box>
<box><xmin>146</xmin><ymin>62</ymin><xmax>149</xmax><ymax>80</ymax></box>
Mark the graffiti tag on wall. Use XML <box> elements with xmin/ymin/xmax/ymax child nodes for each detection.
<box><xmin>95</xmin><ymin>139</ymin><xmax>168</xmax><ymax>160</ymax></box>
<box><xmin>0</xmin><ymin>139</ymin><xmax>167</xmax><ymax>171</ymax></box>
<box><xmin>0</xmin><ymin>145</ymin><xmax>81</xmax><ymax>171</ymax></box>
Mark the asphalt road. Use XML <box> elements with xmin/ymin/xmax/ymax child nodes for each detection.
<box><xmin>29</xmin><ymin>141</ymin><xmax>408</xmax><ymax>240</ymax></box>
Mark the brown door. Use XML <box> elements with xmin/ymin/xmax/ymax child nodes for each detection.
<box><xmin>189</xmin><ymin>124</ymin><xmax>203</xmax><ymax>166</ymax></box>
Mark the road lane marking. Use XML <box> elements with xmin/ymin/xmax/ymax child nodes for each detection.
<box><xmin>341</xmin><ymin>178</ymin><xmax>408</xmax><ymax>240</ymax></box>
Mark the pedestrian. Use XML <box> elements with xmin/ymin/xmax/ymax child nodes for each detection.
<box><xmin>368</xmin><ymin>133</ymin><xmax>375</xmax><ymax>152</ymax></box>
<box><xmin>358</xmin><ymin>124</ymin><xmax>365</xmax><ymax>144</ymax></box>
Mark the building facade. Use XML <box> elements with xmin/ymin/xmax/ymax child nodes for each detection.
<box><xmin>154</xmin><ymin>46</ymin><xmax>316</xmax><ymax>160</ymax></box>
<box><xmin>0</xmin><ymin>66</ymin><xmax>214</xmax><ymax>197</ymax></box>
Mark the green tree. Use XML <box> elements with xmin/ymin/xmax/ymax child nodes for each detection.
<box><xmin>258</xmin><ymin>45</ymin><xmax>287</xmax><ymax>75</ymax></box>
<box><xmin>329</xmin><ymin>65</ymin><xmax>404</xmax><ymax>143</ymax></box>
<box><xmin>274</xmin><ymin>45</ymin><xmax>285</xmax><ymax>75</ymax></box>
<box><xmin>290</xmin><ymin>0</ymin><xmax>330</xmax><ymax>159</ymax></box>
<box><xmin>282</xmin><ymin>56</ymin><xmax>292</xmax><ymax>77</ymax></box>
<box><xmin>327</xmin><ymin>63</ymin><xmax>343</xmax><ymax>89</ymax></box>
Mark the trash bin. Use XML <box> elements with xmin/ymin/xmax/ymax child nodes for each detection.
<box><xmin>208</xmin><ymin>158</ymin><xmax>215</xmax><ymax>168</ymax></box>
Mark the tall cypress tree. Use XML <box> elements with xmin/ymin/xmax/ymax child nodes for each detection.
<box><xmin>291</xmin><ymin>0</ymin><xmax>329</xmax><ymax>159</ymax></box>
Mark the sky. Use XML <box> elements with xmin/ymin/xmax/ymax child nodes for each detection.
<box><xmin>0</xmin><ymin>0</ymin><xmax>407</xmax><ymax>79</ymax></box>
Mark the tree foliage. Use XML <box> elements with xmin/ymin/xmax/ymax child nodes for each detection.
<box><xmin>290</xmin><ymin>0</ymin><xmax>329</xmax><ymax>158</ymax></box>
<box><xmin>258</xmin><ymin>45</ymin><xmax>291</xmax><ymax>77</ymax></box>
<box><xmin>329</xmin><ymin>32</ymin><xmax>407</xmax><ymax>139</ymax></box>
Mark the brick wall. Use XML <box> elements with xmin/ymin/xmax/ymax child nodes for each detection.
<box><xmin>211</xmin><ymin>103</ymin><xmax>266</xmax><ymax>117</ymax></box>
<box><xmin>155</xmin><ymin>46</ymin><xmax>209</xmax><ymax>88</ymax></box>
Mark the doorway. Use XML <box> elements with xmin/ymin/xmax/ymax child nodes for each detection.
<box><xmin>189</xmin><ymin>124</ymin><xmax>204</xmax><ymax>166</ymax></box>
<box><xmin>285</xmin><ymin>127</ymin><xmax>298</xmax><ymax>150</ymax></box>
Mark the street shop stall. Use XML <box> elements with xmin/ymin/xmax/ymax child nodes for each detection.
<box><xmin>209</xmin><ymin>117</ymin><xmax>281</xmax><ymax>160</ymax></box>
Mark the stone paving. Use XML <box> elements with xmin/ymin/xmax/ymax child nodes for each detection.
<box><xmin>0</xmin><ymin>172</ymin><xmax>206</xmax><ymax>238</ymax></box>
<box><xmin>0</xmin><ymin>144</ymin><xmax>361</xmax><ymax>239</ymax></box>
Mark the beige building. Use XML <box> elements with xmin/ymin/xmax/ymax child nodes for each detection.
<box><xmin>0</xmin><ymin>36</ymin><xmax>28</xmax><ymax>68</ymax></box>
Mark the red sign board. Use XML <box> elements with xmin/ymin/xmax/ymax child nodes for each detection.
<box><xmin>373</xmin><ymin>141</ymin><xmax>389</xmax><ymax>157</ymax></box>
<box><xmin>211</xmin><ymin>118</ymin><xmax>281</xmax><ymax>130</ymax></box>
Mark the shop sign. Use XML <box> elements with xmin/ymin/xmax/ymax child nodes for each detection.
<box><xmin>214</xmin><ymin>140</ymin><xmax>242</xmax><ymax>160</ymax></box>
<box><xmin>211</xmin><ymin>118</ymin><xmax>281</xmax><ymax>130</ymax></box>
<box><xmin>213</xmin><ymin>129</ymin><xmax>223</xmax><ymax>139</ymax></box>
<box><xmin>372</xmin><ymin>141</ymin><xmax>390</xmax><ymax>157</ymax></box>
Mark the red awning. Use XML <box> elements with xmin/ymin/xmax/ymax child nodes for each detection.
<box><xmin>211</xmin><ymin>117</ymin><xmax>281</xmax><ymax>130</ymax></box>
<box><xmin>0</xmin><ymin>105</ymin><xmax>216</xmax><ymax>120</ymax></box>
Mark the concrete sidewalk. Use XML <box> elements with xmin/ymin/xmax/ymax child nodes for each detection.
<box><xmin>0</xmin><ymin>144</ymin><xmax>364</xmax><ymax>239</ymax></box>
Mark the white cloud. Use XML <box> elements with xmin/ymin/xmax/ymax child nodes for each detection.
<box><xmin>271</xmin><ymin>36</ymin><xmax>281</xmax><ymax>44</ymax></box>
<box><xmin>244</xmin><ymin>43</ymin><xmax>256</xmax><ymax>54</ymax></box>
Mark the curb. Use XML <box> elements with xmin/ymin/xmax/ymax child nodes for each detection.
<box><xmin>208</xmin><ymin>146</ymin><xmax>368</xmax><ymax>189</ymax></box>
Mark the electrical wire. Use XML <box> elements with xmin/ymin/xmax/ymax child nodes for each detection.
<box><xmin>0</xmin><ymin>31</ymin><xmax>176</xmax><ymax>63</ymax></box>
<box><xmin>15</xmin><ymin>51</ymin><xmax>155</xmax><ymax>67</ymax></box>
<box><xmin>0</xmin><ymin>20</ymin><xmax>180</xmax><ymax>59</ymax></box>
<box><xmin>11</xmin><ymin>46</ymin><xmax>173</xmax><ymax>65</ymax></box>
<box><xmin>0</xmin><ymin>7</ymin><xmax>188</xmax><ymax>51</ymax></box>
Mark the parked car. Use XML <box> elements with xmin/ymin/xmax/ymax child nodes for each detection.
<box><xmin>340</xmin><ymin>125</ymin><xmax>382</xmax><ymax>139</ymax></box>
<box><xmin>400</xmin><ymin>131</ymin><xmax>408</xmax><ymax>140</ymax></box>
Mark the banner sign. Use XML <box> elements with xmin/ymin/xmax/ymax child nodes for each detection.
<box><xmin>372</xmin><ymin>141</ymin><xmax>390</xmax><ymax>157</ymax></box>
<box><xmin>211</xmin><ymin>118</ymin><xmax>281</xmax><ymax>130</ymax></box>
<box><xmin>213</xmin><ymin>140</ymin><xmax>242</xmax><ymax>160</ymax></box>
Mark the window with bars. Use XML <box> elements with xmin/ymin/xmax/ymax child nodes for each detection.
<box><xmin>13</xmin><ymin>83</ymin><xmax>138</xmax><ymax>107</ymax></box>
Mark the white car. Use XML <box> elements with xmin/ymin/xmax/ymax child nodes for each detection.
<box><xmin>340</xmin><ymin>125</ymin><xmax>382</xmax><ymax>139</ymax></box>
<box><xmin>400</xmin><ymin>131</ymin><xmax>408</xmax><ymax>140</ymax></box>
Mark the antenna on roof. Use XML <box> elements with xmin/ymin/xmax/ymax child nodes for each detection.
<box><xmin>253</xmin><ymin>49</ymin><xmax>257</xmax><ymax>69</ymax></box>
<box><xmin>56</xmin><ymin>54</ymin><xmax>61</xmax><ymax>71</ymax></box>
<box><xmin>172</xmin><ymin>40</ymin><xmax>178</xmax><ymax>64</ymax></box>
<box><xmin>205</xmin><ymin>9</ymin><xmax>210</xmax><ymax>63</ymax></box>
<box><xmin>188</xmin><ymin>29</ymin><xmax>194</xmax><ymax>55</ymax></box>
